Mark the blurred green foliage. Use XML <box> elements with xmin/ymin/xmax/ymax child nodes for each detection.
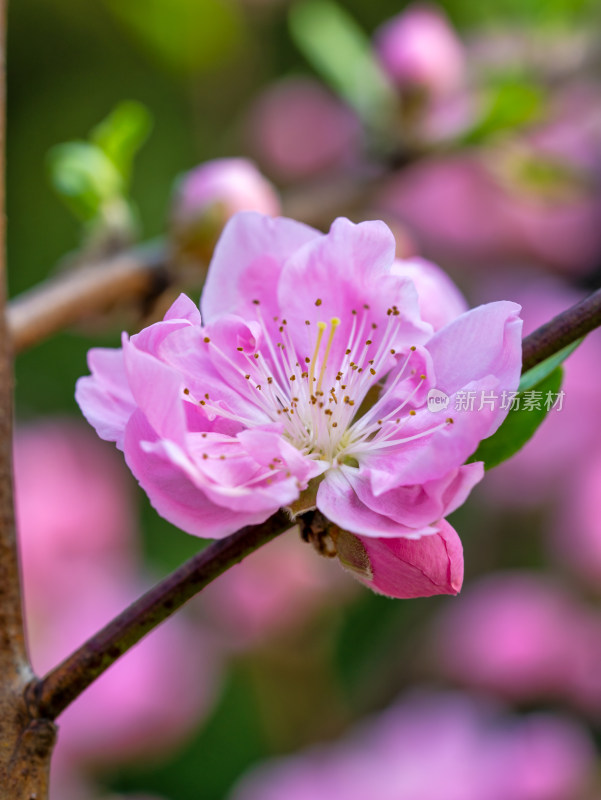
<box><xmin>289</xmin><ymin>0</ymin><xmax>396</xmax><ymax>132</ymax></box>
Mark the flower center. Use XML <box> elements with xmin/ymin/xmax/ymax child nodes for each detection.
<box><xmin>192</xmin><ymin>300</ymin><xmax>452</xmax><ymax>467</ymax></box>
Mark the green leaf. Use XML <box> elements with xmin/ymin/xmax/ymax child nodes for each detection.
<box><xmin>469</xmin><ymin>366</ymin><xmax>563</xmax><ymax>470</ymax></box>
<box><xmin>519</xmin><ymin>337</ymin><xmax>582</xmax><ymax>392</ymax></box>
<box><xmin>47</xmin><ymin>142</ymin><xmax>124</xmax><ymax>221</ymax></box>
<box><xmin>91</xmin><ymin>101</ymin><xmax>153</xmax><ymax>185</ymax></box>
<box><xmin>463</xmin><ymin>80</ymin><xmax>545</xmax><ymax>144</ymax></box>
<box><xmin>288</xmin><ymin>0</ymin><xmax>396</xmax><ymax>130</ymax></box>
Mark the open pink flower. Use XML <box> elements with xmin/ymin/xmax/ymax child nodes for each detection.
<box><xmin>77</xmin><ymin>212</ymin><xmax>521</xmax><ymax>598</ymax></box>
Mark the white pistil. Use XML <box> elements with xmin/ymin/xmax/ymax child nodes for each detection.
<box><xmin>316</xmin><ymin>317</ymin><xmax>340</xmax><ymax>394</ymax></box>
<box><xmin>308</xmin><ymin>321</ymin><xmax>327</xmax><ymax>390</ymax></box>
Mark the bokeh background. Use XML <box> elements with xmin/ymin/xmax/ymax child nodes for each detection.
<box><xmin>7</xmin><ymin>0</ymin><xmax>601</xmax><ymax>797</ymax></box>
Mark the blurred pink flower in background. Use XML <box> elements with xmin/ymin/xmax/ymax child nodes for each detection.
<box><xmin>430</xmin><ymin>572</ymin><xmax>584</xmax><ymax>703</ymax></box>
<box><xmin>376</xmin><ymin>152</ymin><xmax>601</xmax><ymax>274</ymax></box>
<box><xmin>14</xmin><ymin>421</ymin><xmax>221</xmax><ymax>798</ymax></box>
<box><xmin>76</xmin><ymin>211</ymin><xmax>522</xmax><ymax>599</ymax></box>
<box><xmin>550</xmin><ymin>453</ymin><xmax>601</xmax><ymax>589</ymax></box>
<box><xmin>374</xmin><ymin>3</ymin><xmax>466</xmax><ymax>97</ymax></box>
<box><xmin>14</xmin><ymin>421</ymin><xmax>138</xmax><ymax>606</ymax></box>
<box><xmin>230</xmin><ymin>691</ymin><xmax>595</xmax><ymax>800</ymax></box>
<box><xmin>431</xmin><ymin>572</ymin><xmax>601</xmax><ymax>721</ymax></box>
<box><xmin>529</xmin><ymin>83</ymin><xmax>601</xmax><ymax>174</ymax></box>
<box><xmin>244</xmin><ymin>77</ymin><xmax>361</xmax><ymax>182</ymax></box>
<box><xmin>171</xmin><ymin>158</ymin><xmax>280</xmax><ymax>261</ymax></box>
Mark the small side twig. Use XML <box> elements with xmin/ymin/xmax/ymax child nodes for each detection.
<box><xmin>30</xmin><ymin>510</ymin><xmax>293</xmax><ymax>722</ymax></box>
<box><xmin>7</xmin><ymin>242</ymin><xmax>169</xmax><ymax>353</ymax></box>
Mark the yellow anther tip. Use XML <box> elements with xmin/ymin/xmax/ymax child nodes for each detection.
<box><xmin>330</xmin><ymin>317</ymin><xmax>341</xmax><ymax>327</ymax></box>
<box><xmin>317</xmin><ymin>321</ymin><xmax>327</xmax><ymax>331</ymax></box>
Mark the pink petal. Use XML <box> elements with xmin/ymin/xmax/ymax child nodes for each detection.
<box><xmin>316</xmin><ymin>468</ymin><xmax>436</xmax><ymax>539</ymax></box>
<box><xmin>201</xmin><ymin>211</ymin><xmax>321</xmax><ymax>324</ymax></box>
<box><xmin>426</xmin><ymin>300</ymin><xmax>522</xmax><ymax>399</ymax></box>
<box><xmin>75</xmin><ymin>348</ymin><xmax>136</xmax><ymax>450</ymax></box>
<box><xmin>353</xmin><ymin>462</ymin><xmax>484</xmax><ymax>527</ymax></box>
<box><xmin>163</xmin><ymin>292</ymin><xmax>202</xmax><ymax>324</ymax></box>
<box><xmin>278</xmin><ymin>218</ymin><xmax>432</xmax><ymax>373</ymax></box>
<box><xmin>361</xmin><ymin>376</ymin><xmax>500</xmax><ymax>487</ymax></box>
<box><xmin>124</xmin><ymin>410</ymin><xmax>275</xmax><ymax>538</ymax></box>
<box><xmin>390</xmin><ymin>257</ymin><xmax>468</xmax><ymax>330</ymax></box>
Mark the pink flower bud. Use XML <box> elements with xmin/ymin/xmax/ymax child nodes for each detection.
<box><xmin>374</xmin><ymin>3</ymin><xmax>466</xmax><ymax>96</ymax></box>
<box><xmin>171</xmin><ymin>158</ymin><xmax>281</xmax><ymax>261</ymax></box>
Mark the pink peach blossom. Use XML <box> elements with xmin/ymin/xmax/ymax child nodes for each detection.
<box><xmin>77</xmin><ymin>212</ymin><xmax>522</xmax><ymax>598</ymax></box>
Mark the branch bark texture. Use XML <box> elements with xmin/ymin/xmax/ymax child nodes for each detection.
<box><xmin>521</xmin><ymin>286</ymin><xmax>601</xmax><ymax>373</ymax></box>
<box><xmin>0</xmin><ymin>1</ymin><xmax>57</xmax><ymax>794</ymax></box>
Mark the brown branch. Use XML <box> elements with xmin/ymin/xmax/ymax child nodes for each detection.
<box><xmin>30</xmin><ymin>510</ymin><xmax>293</xmax><ymax>722</ymax></box>
<box><xmin>7</xmin><ymin>243</ymin><xmax>169</xmax><ymax>353</ymax></box>
<box><xmin>0</xmin><ymin>24</ymin><xmax>26</xmax><ymax>688</ymax></box>
<box><xmin>521</xmin><ymin>287</ymin><xmax>601</xmax><ymax>373</ymax></box>
<box><xmin>0</xmin><ymin>1</ymin><xmax>57</xmax><ymax>792</ymax></box>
